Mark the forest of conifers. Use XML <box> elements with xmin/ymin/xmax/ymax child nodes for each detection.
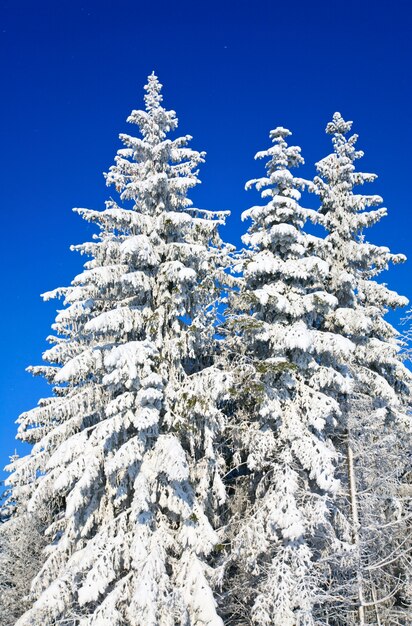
<box><xmin>1</xmin><ymin>74</ymin><xmax>410</xmax><ymax>626</ymax></box>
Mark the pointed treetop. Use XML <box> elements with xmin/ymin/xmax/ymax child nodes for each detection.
<box><xmin>105</xmin><ymin>74</ymin><xmax>203</xmax><ymax>208</ymax></box>
<box><xmin>243</xmin><ymin>126</ymin><xmax>311</xmax><ymax>231</ymax></box>
<box><xmin>143</xmin><ymin>72</ymin><xmax>163</xmax><ymax>112</ymax></box>
<box><xmin>317</xmin><ymin>113</ymin><xmax>364</xmax><ymax>177</ymax></box>
<box><xmin>269</xmin><ymin>126</ymin><xmax>292</xmax><ymax>140</ymax></box>
<box><xmin>326</xmin><ymin>112</ymin><xmax>353</xmax><ymax>136</ymax></box>
<box><xmin>252</xmin><ymin>126</ymin><xmax>304</xmax><ymax>175</ymax></box>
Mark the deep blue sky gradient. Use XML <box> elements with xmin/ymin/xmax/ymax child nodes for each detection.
<box><xmin>1</xmin><ymin>0</ymin><xmax>411</xmax><ymax>487</ymax></box>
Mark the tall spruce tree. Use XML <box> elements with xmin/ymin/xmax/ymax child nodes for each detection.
<box><xmin>312</xmin><ymin>113</ymin><xmax>412</xmax><ymax>625</ymax></box>
<box><xmin>6</xmin><ymin>74</ymin><xmax>230</xmax><ymax>626</ymax></box>
<box><xmin>219</xmin><ymin>128</ymin><xmax>353</xmax><ymax>625</ymax></box>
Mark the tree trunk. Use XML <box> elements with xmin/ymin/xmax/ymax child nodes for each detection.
<box><xmin>347</xmin><ymin>443</ymin><xmax>365</xmax><ymax>625</ymax></box>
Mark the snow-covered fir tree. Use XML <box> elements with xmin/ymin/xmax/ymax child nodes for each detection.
<box><xmin>219</xmin><ymin>127</ymin><xmax>353</xmax><ymax>625</ymax></box>
<box><xmin>313</xmin><ymin>113</ymin><xmax>412</xmax><ymax>625</ymax></box>
<box><xmin>6</xmin><ymin>73</ymin><xmax>231</xmax><ymax>626</ymax></box>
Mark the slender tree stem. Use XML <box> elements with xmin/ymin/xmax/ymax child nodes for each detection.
<box><xmin>347</xmin><ymin>443</ymin><xmax>365</xmax><ymax>625</ymax></box>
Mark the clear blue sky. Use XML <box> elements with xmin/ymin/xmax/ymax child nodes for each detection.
<box><xmin>1</xmin><ymin>0</ymin><xmax>411</xmax><ymax>487</ymax></box>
